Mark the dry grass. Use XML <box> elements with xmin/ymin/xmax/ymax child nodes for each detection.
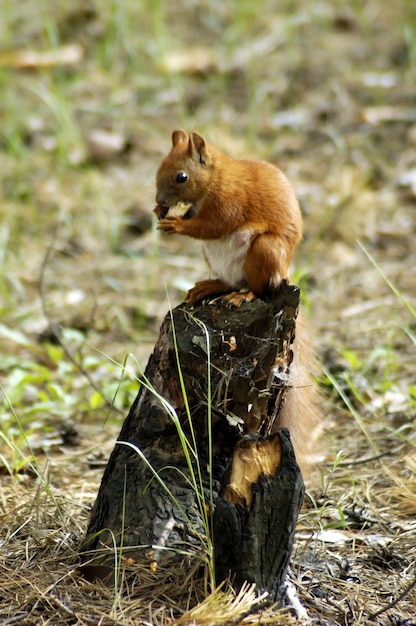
<box><xmin>0</xmin><ymin>477</ymin><xmax>293</xmax><ymax>624</ymax></box>
<box><xmin>1</xmin><ymin>0</ymin><xmax>416</xmax><ymax>624</ymax></box>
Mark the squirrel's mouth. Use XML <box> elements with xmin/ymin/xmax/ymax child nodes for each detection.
<box><xmin>153</xmin><ymin>204</ymin><xmax>169</xmax><ymax>219</ymax></box>
<box><xmin>153</xmin><ymin>203</ymin><xmax>196</xmax><ymax>220</ymax></box>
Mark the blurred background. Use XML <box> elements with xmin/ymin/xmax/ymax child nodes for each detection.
<box><xmin>1</xmin><ymin>1</ymin><xmax>416</xmax><ymax>622</ymax></box>
<box><xmin>1</xmin><ymin>0</ymin><xmax>415</xmax><ymax>462</ymax></box>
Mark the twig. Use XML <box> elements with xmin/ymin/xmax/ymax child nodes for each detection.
<box><xmin>48</xmin><ymin>593</ymin><xmax>76</xmax><ymax>617</ymax></box>
<box><xmin>368</xmin><ymin>570</ymin><xmax>416</xmax><ymax>620</ymax></box>
<box><xmin>337</xmin><ymin>451</ymin><xmax>394</xmax><ymax>467</ymax></box>
<box><xmin>1</xmin><ymin>616</ymin><xmax>30</xmax><ymax>625</ymax></box>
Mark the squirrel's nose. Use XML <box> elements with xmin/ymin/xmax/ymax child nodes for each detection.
<box><xmin>156</xmin><ymin>192</ymin><xmax>167</xmax><ymax>206</ymax></box>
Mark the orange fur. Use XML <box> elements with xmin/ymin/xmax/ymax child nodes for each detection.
<box><xmin>156</xmin><ymin>130</ymin><xmax>302</xmax><ymax>300</ymax></box>
<box><xmin>155</xmin><ymin>129</ymin><xmax>322</xmax><ymax>482</ymax></box>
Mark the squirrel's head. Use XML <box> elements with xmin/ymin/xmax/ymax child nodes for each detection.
<box><xmin>155</xmin><ymin>129</ymin><xmax>213</xmax><ymax>210</ymax></box>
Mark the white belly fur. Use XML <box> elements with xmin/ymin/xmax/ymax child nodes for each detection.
<box><xmin>202</xmin><ymin>230</ymin><xmax>254</xmax><ymax>288</ymax></box>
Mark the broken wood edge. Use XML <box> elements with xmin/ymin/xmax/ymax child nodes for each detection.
<box><xmin>213</xmin><ymin>428</ymin><xmax>305</xmax><ymax>603</ymax></box>
<box><xmin>221</xmin><ymin>433</ymin><xmax>282</xmax><ymax>509</ymax></box>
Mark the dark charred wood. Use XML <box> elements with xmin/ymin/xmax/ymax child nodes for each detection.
<box><xmin>214</xmin><ymin>429</ymin><xmax>304</xmax><ymax>602</ymax></box>
<box><xmin>81</xmin><ymin>281</ymin><xmax>304</xmax><ymax>603</ymax></box>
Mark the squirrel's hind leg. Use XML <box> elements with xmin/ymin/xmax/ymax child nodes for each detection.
<box><xmin>243</xmin><ymin>233</ymin><xmax>292</xmax><ymax>294</ymax></box>
<box><xmin>186</xmin><ymin>278</ymin><xmax>232</xmax><ymax>304</ymax></box>
<box><xmin>187</xmin><ymin>281</ymin><xmax>258</xmax><ymax>307</ymax></box>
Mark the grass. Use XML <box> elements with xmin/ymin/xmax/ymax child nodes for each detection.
<box><xmin>114</xmin><ymin>315</ymin><xmax>216</xmax><ymax>590</ymax></box>
<box><xmin>0</xmin><ymin>0</ymin><xmax>416</xmax><ymax>623</ymax></box>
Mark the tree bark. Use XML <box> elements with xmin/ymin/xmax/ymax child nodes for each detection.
<box><xmin>81</xmin><ymin>281</ymin><xmax>304</xmax><ymax>602</ymax></box>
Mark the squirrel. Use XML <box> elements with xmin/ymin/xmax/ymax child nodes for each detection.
<box><xmin>154</xmin><ymin>129</ymin><xmax>322</xmax><ymax>481</ymax></box>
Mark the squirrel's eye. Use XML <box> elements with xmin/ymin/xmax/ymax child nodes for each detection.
<box><xmin>176</xmin><ymin>172</ymin><xmax>188</xmax><ymax>184</ymax></box>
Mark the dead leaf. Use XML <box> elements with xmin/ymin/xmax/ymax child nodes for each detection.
<box><xmin>359</xmin><ymin>106</ymin><xmax>416</xmax><ymax>124</ymax></box>
<box><xmin>159</xmin><ymin>47</ymin><xmax>218</xmax><ymax>75</ymax></box>
<box><xmin>86</xmin><ymin>129</ymin><xmax>128</xmax><ymax>161</ymax></box>
<box><xmin>0</xmin><ymin>43</ymin><xmax>84</xmax><ymax>70</ymax></box>
<box><xmin>398</xmin><ymin>169</ymin><xmax>416</xmax><ymax>197</ymax></box>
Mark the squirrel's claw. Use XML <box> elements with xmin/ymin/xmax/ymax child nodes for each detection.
<box><xmin>221</xmin><ymin>290</ymin><xmax>257</xmax><ymax>306</ymax></box>
<box><xmin>157</xmin><ymin>215</ymin><xmax>183</xmax><ymax>234</ymax></box>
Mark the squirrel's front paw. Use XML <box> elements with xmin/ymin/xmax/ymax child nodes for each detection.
<box><xmin>157</xmin><ymin>215</ymin><xmax>184</xmax><ymax>235</ymax></box>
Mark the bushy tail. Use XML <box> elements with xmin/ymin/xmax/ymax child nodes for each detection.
<box><xmin>274</xmin><ymin>313</ymin><xmax>324</xmax><ymax>485</ymax></box>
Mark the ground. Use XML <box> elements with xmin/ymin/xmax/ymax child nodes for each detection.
<box><xmin>0</xmin><ymin>1</ymin><xmax>415</xmax><ymax>624</ymax></box>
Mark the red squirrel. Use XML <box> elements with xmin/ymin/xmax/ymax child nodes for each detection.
<box><xmin>154</xmin><ymin>130</ymin><xmax>322</xmax><ymax>480</ymax></box>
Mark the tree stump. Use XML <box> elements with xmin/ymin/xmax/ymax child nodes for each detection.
<box><xmin>81</xmin><ymin>281</ymin><xmax>305</xmax><ymax>604</ymax></box>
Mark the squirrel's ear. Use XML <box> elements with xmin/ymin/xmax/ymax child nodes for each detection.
<box><xmin>189</xmin><ymin>131</ymin><xmax>209</xmax><ymax>165</ymax></box>
<box><xmin>171</xmin><ymin>129</ymin><xmax>188</xmax><ymax>147</ymax></box>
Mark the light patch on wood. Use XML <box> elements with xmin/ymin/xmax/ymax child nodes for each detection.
<box><xmin>222</xmin><ymin>435</ymin><xmax>282</xmax><ymax>510</ymax></box>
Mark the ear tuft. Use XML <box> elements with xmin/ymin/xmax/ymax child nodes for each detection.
<box><xmin>171</xmin><ymin>129</ymin><xmax>188</xmax><ymax>147</ymax></box>
<box><xmin>189</xmin><ymin>131</ymin><xmax>209</xmax><ymax>165</ymax></box>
